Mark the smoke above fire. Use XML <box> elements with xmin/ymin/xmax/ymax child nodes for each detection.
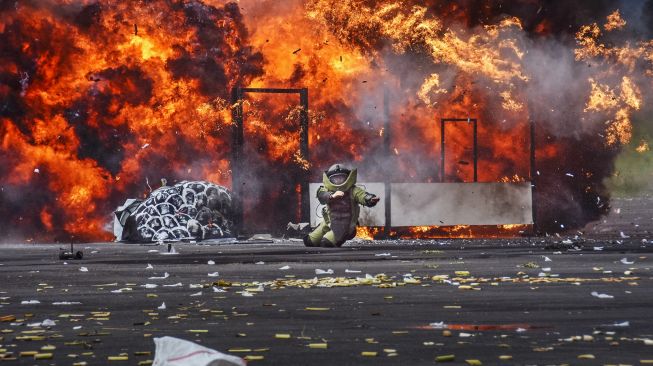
<box><xmin>0</xmin><ymin>0</ymin><xmax>651</xmax><ymax>241</ymax></box>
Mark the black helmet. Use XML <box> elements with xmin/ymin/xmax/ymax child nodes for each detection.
<box><xmin>326</xmin><ymin>163</ymin><xmax>351</xmax><ymax>185</ymax></box>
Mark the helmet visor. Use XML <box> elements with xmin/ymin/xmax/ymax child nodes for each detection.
<box><xmin>328</xmin><ymin>173</ymin><xmax>348</xmax><ymax>185</ymax></box>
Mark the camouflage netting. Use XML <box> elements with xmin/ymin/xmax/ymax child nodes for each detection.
<box><xmin>122</xmin><ymin>181</ymin><xmax>233</xmax><ymax>242</ymax></box>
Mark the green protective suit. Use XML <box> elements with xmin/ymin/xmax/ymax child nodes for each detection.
<box><xmin>305</xmin><ymin>168</ymin><xmax>377</xmax><ymax>247</ymax></box>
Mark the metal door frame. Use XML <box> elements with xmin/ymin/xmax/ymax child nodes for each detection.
<box><xmin>230</xmin><ymin>87</ymin><xmax>309</xmax><ymax>235</ymax></box>
<box><xmin>440</xmin><ymin>118</ymin><xmax>478</xmax><ymax>182</ymax></box>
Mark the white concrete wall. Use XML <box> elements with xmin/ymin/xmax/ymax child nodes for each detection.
<box><xmin>391</xmin><ymin>182</ymin><xmax>533</xmax><ymax>226</ymax></box>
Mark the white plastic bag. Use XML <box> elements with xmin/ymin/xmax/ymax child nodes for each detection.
<box><xmin>153</xmin><ymin>336</ymin><xmax>245</xmax><ymax>366</ymax></box>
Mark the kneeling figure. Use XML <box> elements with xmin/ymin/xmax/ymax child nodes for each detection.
<box><xmin>304</xmin><ymin>164</ymin><xmax>379</xmax><ymax>247</ymax></box>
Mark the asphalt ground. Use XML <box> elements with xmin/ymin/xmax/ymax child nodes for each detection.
<box><xmin>1</xmin><ymin>234</ymin><xmax>653</xmax><ymax>366</ymax></box>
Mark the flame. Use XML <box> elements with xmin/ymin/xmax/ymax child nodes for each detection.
<box><xmin>604</xmin><ymin>10</ymin><xmax>626</xmax><ymax>32</ymax></box>
<box><xmin>390</xmin><ymin>225</ymin><xmax>530</xmax><ymax>239</ymax></box>
<box><xmin>635</xmin><ymin>140</ymin><xmax>650</xmax><ymax>153</ymax></box>
<box><xmin>584</xmin><ymin>76</ymin><xmax>641</xmax><ymax>146</ymax></box>
<box><xmin>356</xmin><ymin>226</ymin><xmax>382</xmax><ymax>240</ymax></box>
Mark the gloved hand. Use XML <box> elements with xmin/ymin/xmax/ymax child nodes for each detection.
<box><xmin>365</xmin><ymin>194</ymin><xmax>380</xmax><ymax>207</ymax></box>
<box><xmin>330</xmin><ymin>191</ymin><xmax>345</xmax><ymax>200</ymax></box>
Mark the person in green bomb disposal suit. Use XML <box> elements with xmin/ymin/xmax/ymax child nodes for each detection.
<box><xmin>304</xmin><ymin>163</ymin><xmax>380</xmax><ymax>247</ymax></box>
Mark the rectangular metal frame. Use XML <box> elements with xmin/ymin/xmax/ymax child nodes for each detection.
<box><xmin>440</xmin><ymin>118</ymin><xmax>478</xmax><ymax>182</ymax></box>
<box><xmin>230</xmin><ymin>87</ymin><xmax>309</xmax><ymax>235</ymax></box>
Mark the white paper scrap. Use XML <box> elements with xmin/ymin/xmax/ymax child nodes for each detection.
<box><xmin>149</xmin><ymin>272</ymin><xmax>170</xmax><ymax>280</ymax></box>
<box><xmin>591</xmin><ymin>291</ymin><xmax>614</xmax><ymax>299</ymax></box>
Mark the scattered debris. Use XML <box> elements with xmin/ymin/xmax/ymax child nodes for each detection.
<box><xmin>149</xmin><ymin>272</ymin><xmax>170</xmax><ymax>280</ymax></box>
<box><xmin>591</xmin><ymin>291</ymin><xmax>614</xmax><ymax>299</ymax></box>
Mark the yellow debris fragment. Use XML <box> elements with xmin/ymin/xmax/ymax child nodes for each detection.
<box><xmin>361</xmin><ymin>351</ymin><xmax>378</xmax><ymax>357</ymax></box>
<box><xmin>499</xmin><ymin>355</ymin><xmax>512</xmax><ymax>360</ymax></box>
<box><xmin>20</xmin><ymin>351</ymin><xmax>38</xmax><ymax>357</ymax></box>
<box><xmin>40</xmin><ymin>345</ymin><xmax>56</xmax><ymax>351</ymax></box>
<box><xmin>34</xmin><ymin>353</ymin><xmax>53</xmax><ymax>360</ymax></box>
<box><xmin>465</xmin><ymin>360</ymin><xmax>482</xmax><ymax>366</ymax></box>
<box><xmin>108</xmin><ymin>355</ymin><xmax>129</xmax><ymax>361</ymax></box>
<box><xmin>436</xmin><ymin>354</ymin><xmax>455</xmax><ymax>362</ymax></box>
<box><xmin>577</xmin><ymin>354</ymin><xmax>595</xmax><ymax>359</ymax></box>
<box><xmin>187</xmin><ymin>330</ymin><xmax>208</xmax><ymax>333</ymax></box>
<box><xmin>308</xmin><ymin>343</ymin><xmax>328</xmax><ymax>349</ymax></box>
<box><xmin>305</xmin><ymin>307</ymin><xmax>330</xmax><ymax>311</ymax></box>
<box><xmin>455</xmin><ymin>271</ymin><xmax>470</xmax><ymax>276</ymax></box>
<box><xmin>244</xmin><ymin>355</ymin><xmax>264</xmax><ymax>361</ymax></box>
<box><xmin>275</xmin><ymin>333</ymin><xmax>291</xmax><ymax>339</ymax></box>
<box><xmin>403</xmin><ymin>278</ymin><xmax>421</xmax><ymax>284</ymax></box>
<box><xmin>227</xmin><ymin>348</ymin><xmax>251</xmax><ymax>353</ymax></box>
<box><xmin>138</xmin><ymin>361</ymin><xmax>153</xmax><ymax>366</ymax></box>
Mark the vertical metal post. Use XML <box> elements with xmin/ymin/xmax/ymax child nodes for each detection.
<box><xmin>230</xmin><ymin>87</ymin><xmax>244</xmax><ymax>236</ymax></box>
<box><xmin>440</xmin><ymin>118</ymin><xmax>445</xmax><ymax>182</ymax></box>
<box><xmin>299</xmin><ymin>88</ymin><xmax>310</xmax><ymax>223</ymax></box>
<box><xmin>473</xmin><ymin>119</ymin><xmax>478</xmax><ymax>182</ymax></box>
<box><xmin>530</xmin><ymin>115</ymin><xmax>538</xmax><ymax>234</ymax></box>
<box><xmin>383</xmin><ymin>88</ymin><xmax>392</xmax><ymax>238</ymax></box>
